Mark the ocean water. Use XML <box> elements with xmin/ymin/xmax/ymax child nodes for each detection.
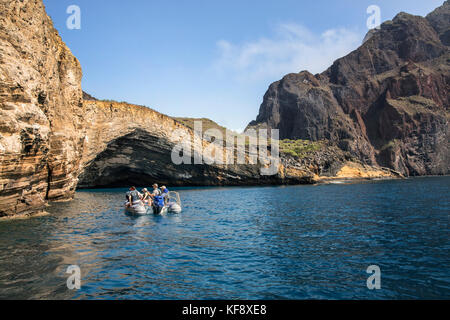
<box><xmin>0</xmin><ymin>177</ymin><xmax>448</xmax><ymax>300</ymax></box>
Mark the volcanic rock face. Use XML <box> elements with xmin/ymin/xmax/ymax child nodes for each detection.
<box><xmin>0</xmin><ymin>0</ymin><xmax>410</xmax><ymax>218</ymax></box>
<box><xmin>248</xmin><ymin>1</ymin><xmax>450</xmax><ymax>176</ymax></box>
<box><xmin>0</xmin><ymin>0</ymin><xmax>364</xmax><ymax>218</ymax></box>
<box><xmin>79</xmin><ymin>101</ymin><xmax>397</xmax><ymax>188</ymax></box>
<box><xmin>79</xmin><ymin>101</ymin><xmax>314</xmax><ymax>188</ymax></box>
<box><xmin>0</xmin><ymin>0</ymin><xmax>84</xmax><ymax>217</ymax></box>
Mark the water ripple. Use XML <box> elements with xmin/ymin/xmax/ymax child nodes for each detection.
<box><xmin>0</xmin><ymin>177</ymin><xmax>449</xmax><ymax>299</ymax></box>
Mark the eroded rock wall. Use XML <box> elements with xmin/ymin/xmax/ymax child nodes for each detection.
<box><xmin>0</xmin><ymin>0</ymin><xmax>84</xmax><ymax>217</ymax></box>
<box><xmin>79</xmin><ymin>100</ymin><xmax>398</xmax><ymax>188</ymax></box>
<box><xmin>247</xmin><ymin>1</ymin><xmax>450</xmax><ymax>176</ymax></box>
<box><xmin>0</xmin><ymin>0</ymin><xmax>401</xmax><ymax>218</ymax></box>
<box><xmin>79</xmin><ymin>101</ymin><xmax>294</xmax><ymax>188</ymax></box>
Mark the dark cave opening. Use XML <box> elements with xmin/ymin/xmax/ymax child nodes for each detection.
<box><xmin>77</xmin><ymin>129</ymin><xmax>199</xmax><ymax>188</ymax></box>
<box><xmin>76</xmin><ymin>129</ymin><xmax>248</xmax><ymax>189</ymax></box>
<box><xmin>76</xmin><ymin>129</ymin><xmax>283</xmax><ymax>190</ymax></box>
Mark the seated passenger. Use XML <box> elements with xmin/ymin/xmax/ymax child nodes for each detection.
<box><xmin>161</xmin><ymin>186</ymin><xmax>169</xmax><ymax>204</ymax></box>
<box><xmin>141</xmin><ymin>188</ymin><xmax>152</xmax><ymax>205</ymax></box>
<box><xmin>152</xmin><ymin>195</ymin><xmax>165</xmax><ymax>214</ymax></box>
<box><xmin>151</xmin><ymin>184</ymin><xmax>161</xmax><ymax>198</ymax></box>
<box><xmin>126</xmin><ymin>186</ymin><xmax>142</xmax><ymax>207</ymax></box>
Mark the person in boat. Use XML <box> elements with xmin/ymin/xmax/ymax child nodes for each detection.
<box><xmin>151</xmin><ymin>184</ymin><xmax>162</xmax><ymax>197</ymax></box>
<box><xmin>161</xmin><ymin>186</ymin><xmax>169</xmax><ymax>204</ymax></box>
<box><xmin>141</xmin><ymin>188</ymin><xmax>152</xmax><ymax>206</ymax></box>
<box><xmin>151</xmin><ymin>184</ymin><xmax>164</xmax><ymax>214</ymax></box>
<box><xmin>126</xmin><ymin>186</ymin><xmax>142</xmax><ymax>207</ymax></box>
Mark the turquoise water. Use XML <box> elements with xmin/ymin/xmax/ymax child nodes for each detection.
<box><xmin>0</xmin><ymin>177</ymin><xmax>448</xmax><ymax>299</ymax></box>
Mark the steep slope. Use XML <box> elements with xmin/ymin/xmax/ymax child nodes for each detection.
<box><xmin>79</xmin><ymin>100</ymin><xmax>324</xmax><ymax>188</ymax></box>
<box><xmin>0</xmin><ymin>0</ymin><xmax>399</xmax><ymax>218</ymax></box>
<box><xmin>79</xmin><ymin>101</ymin><xmax>398</xmax><ymax>188</ymax></box>
<box><xmin>427</xmin><ymin>0</ymin><xmax>450</xmax><ymax>46</ymax></box>
<box><xmin>0</xmin><ymin>0</ymin><xmax>84</xmax><ymax>217</ymax></box>
<box><xmin>247</xmin><ymin>1</ymin><xmax>450</xmax><ymax>176</ymax></box>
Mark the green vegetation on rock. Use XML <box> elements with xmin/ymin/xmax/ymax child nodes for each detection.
<box><xmin>279</xmin><ymin>139</ymin><xmax>324</xmax><ymax>158</ymax></box>
<box><xmin>380</xmin><ymin>139</ymin><xmax>399</xmax><ymax>151</ymax></box>
<box><xmin>387</xmin><ymin>96</ymin><xmax>439</xmax><ymax>115</ymax></box>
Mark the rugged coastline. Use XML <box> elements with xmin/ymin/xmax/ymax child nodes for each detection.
<box><xmin>247</xmin><ymin>2</ymin><xmax>449</xmax><ymax>177</ymax></box>
<box><xmin>0</xmin><ymin>0</ymin><xmax>447</xmax><ymax>218</ymax></box>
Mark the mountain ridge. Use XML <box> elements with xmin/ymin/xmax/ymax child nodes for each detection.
<box><xmin>247</xmin><ymin>1</ymin><xmax>449</xmax><ymax>176</ymax></box>
<box><xmin>1</xmin><ymin>1</ymin><xmax>445</xmax><ymax>218</ymax></box>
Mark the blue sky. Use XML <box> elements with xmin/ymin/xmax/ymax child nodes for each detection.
<box><xmin>43</xmin><ymin>0</ymin><xmax>444</xmax><ymax>132</ymax></box>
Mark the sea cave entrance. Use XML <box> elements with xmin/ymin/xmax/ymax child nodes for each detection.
<box><xmin>77</xmin><ymin>129</ymin><xmax>200</xmax><ymax>188</ymax></box>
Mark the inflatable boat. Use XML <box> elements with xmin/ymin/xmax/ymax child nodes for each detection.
<box><xmin>124</xmin><ymin>191</ymin><xmax>182</xmax><ymax>216</ymax></box>
<box><xmin>125</xmin><ymin>201</ymin><xmax>150</xmax><ymax>216</ymax></box>
<box><xmin>166</xmin><ymin>191</ymin><xmax>182</xmax><ymax>214</ymax></box>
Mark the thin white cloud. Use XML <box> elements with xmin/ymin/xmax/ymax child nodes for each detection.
<box><xmin>214</xmin><ymin>23</ymin><xmax>362</xmax><ymax>82</ymax></box>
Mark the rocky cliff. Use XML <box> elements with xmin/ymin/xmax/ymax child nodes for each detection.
<box><xmin>0</xmin><ymin>0</ymin><xmax>84</xmax><ymax>217</ymax></box>
<box><xmin>0</xmin><ymin>0</ymin><xmax>402</xmax><ymax>218</ymax></box>
<box><xmin>247</xmin><ymin>1</ymin><xmax>450</xmax><ymax>176</ymax></box>
<box><xmin>79</xmin><ymin>100</ymin><xmax>275</xmax><ymax>188</ymax></box>
<box><xmin>78</xmin><ymin>100</ymin><xmax>398</xmax><ymax>189</ymax></box>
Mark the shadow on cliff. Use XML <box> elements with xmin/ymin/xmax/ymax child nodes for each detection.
<box><xmin>79</xmin><ymin>128</ymin><xmax>193</xmax><ymax>188</ymax></box>
<box><xmin>77</xmin><ymin>128</ymin><xmax>285</xmax><ymax>189</ymax></box>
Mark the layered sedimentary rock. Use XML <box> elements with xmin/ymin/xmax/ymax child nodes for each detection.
<box><xmin>0</xmin><ymin>0</ymin><xmax>84</xmax><ymax>217</ymax></box>
<box><xmin>0</xmin><ymin>0</ymin><xmax>409</xmax><ymax>218</ymax></box>
<box><xmin>79</xmin><ymin>101</ymin><xmax>397</xmax><ymax>188</ymax></box>
<box><xmin>247</xmin><ymin>1</ymin><xmax>450</xmax><ymax>176</ymax></box>
<box><xmin>80</xmin><ymin>101</ymin><xmax>261</xmax><ymax>187</ymax></box>
<box><xmin>79</xmin><ymin>101</ymin><xmax>307</xmax><ymax>188</ymax></box>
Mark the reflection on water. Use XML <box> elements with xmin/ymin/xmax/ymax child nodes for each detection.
<box><xmin>0</xmin><ymin>177</ymin><xmax>449</xmax><ymax>299</ymax></box>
